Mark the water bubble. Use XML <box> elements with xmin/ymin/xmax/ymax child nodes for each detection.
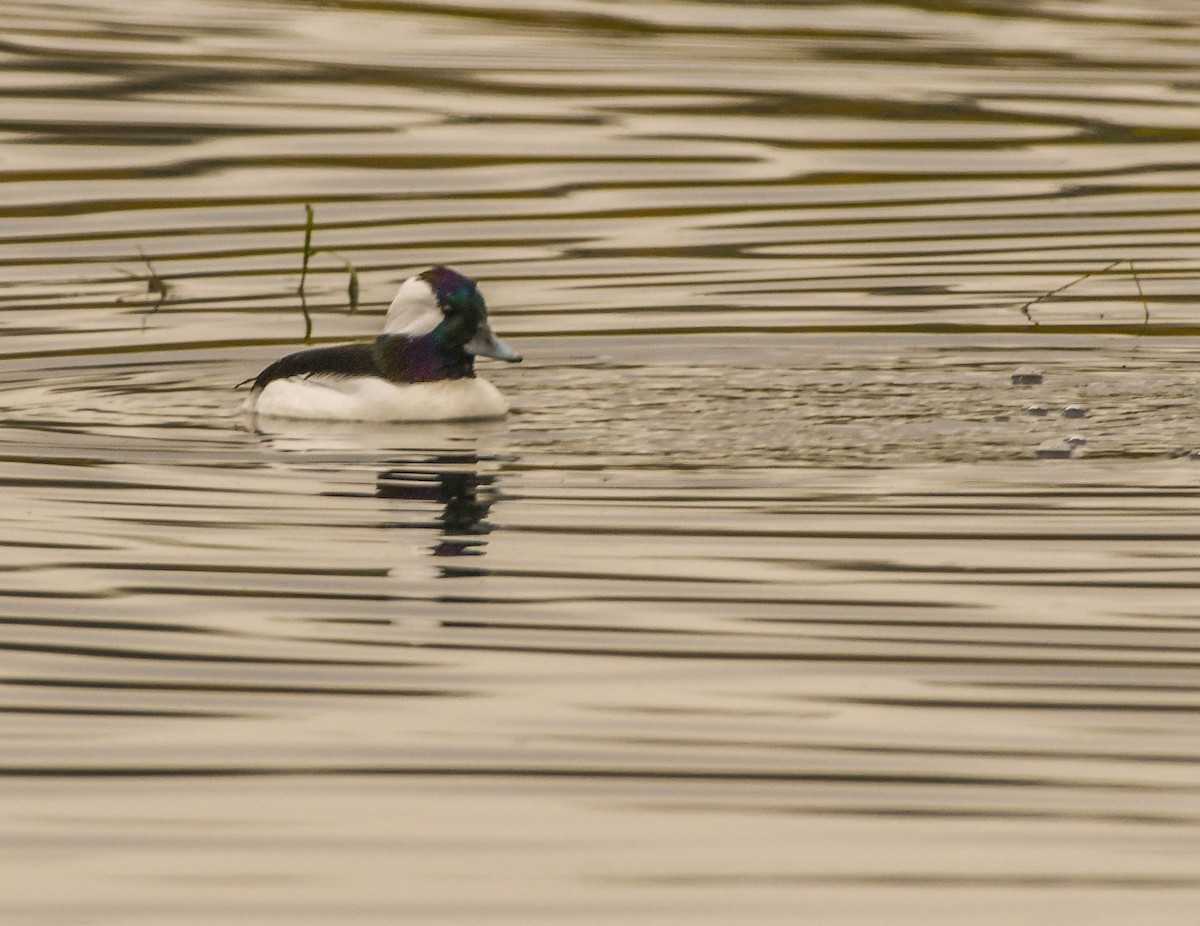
<box><xmin>1034</xmin><ymin>440</ymin><xmax>1075</xmax><ymax>459</ymax></box>
<box><xmin>1062</xmin><ymin>405</ymin><xmax>1087</xmax><ymax>418</ymax></box>
<box><xmin>1011</xmin><ymin>367</ymin><xmax>1044</xmax><ymax>385</ymax></box>
<box><xmin>1023</xmin><ymin>404</ymin><xmax>1048</xmax><ymax>417</ymax></box>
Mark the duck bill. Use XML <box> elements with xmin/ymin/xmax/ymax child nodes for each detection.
<box><xmin>465</xmin><ymin>322</ymin><xmax>522</xmax><ymax>362</ymax></box>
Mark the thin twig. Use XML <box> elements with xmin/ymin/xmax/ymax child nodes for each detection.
<box><xmin>115</xmin><ymin>247</ymin><xmax>171</xmax><ymax>312</ymax></box>
<box><xmin>1128</xmin><ymin>259</ymin><xmax>1149</xmax><ymax>324</ymax></box>
<box><xmin>295</xmin><ymin>204</ymin><xmax>359</xmax><ymax>338</ymax></box>
<box><xmin>137</xmin><ymin>246</ymin><xmax>170</xmax><ymax>313</ymax></box>
<box><xmin>298</xmin><ymin>203</ymin><xmax>315</xmax><ymax>296</ymax></box>
<box><xmin>324</xmin><ymin>250</ymin><xmax>360</xmax><ymax>312</ymax></box>
<box><xmin>299</xmin><ymin>289</ymin><xmax>312</xmax><ymax>342</ymax></box>
<box><xmin>1019</xmin><ymin>259</ymin><xmax>1124</xmax><ymax>326</ymax></box>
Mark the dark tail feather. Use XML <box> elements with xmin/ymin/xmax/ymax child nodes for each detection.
<box><xmin>240</xmin><ymin>342</ymin><xmax>381</xmax><ymax>394</ymax></box>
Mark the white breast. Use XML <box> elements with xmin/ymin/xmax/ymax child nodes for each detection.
<box><xmin>247</xmin><ymin>375</ymin><xmax>509</xmax><ymax>422</ymax></box>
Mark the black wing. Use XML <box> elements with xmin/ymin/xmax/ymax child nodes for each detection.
<box><xmin>248</xmin><ymin>343</ymin><xmax>381</xmax><ymax>393</ymax></box>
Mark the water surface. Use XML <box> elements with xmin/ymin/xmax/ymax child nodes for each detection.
<box><xmin>2</xmin><ymin>1</ymin><xmax>1200</xmax><ymax>923</ymax></box>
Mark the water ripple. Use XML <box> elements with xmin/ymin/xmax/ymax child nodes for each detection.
<box><xmin>3</xmin><ymin>1</ymin><xmax>1200</xmax><ymax>922</ymax></box>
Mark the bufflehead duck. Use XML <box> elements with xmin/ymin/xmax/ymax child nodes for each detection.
<box><xmin>245</xmin><ymin>266</ymin><xmax>522</xmax><ymax>421</ymax></box>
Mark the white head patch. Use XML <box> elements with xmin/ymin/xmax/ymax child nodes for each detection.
<box><xmin>384</xmin><ymin>276</ymin><xmax>443</xmax><ymax>336</ymax></box>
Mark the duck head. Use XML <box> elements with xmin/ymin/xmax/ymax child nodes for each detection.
<box><xmin>384</xmin><ymin>266</ymin><xmax>522</xmax><ymax>363</ymax></box>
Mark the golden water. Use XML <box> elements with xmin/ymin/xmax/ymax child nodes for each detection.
<box><xmin>2</xmin><ymin>2</ymin><xmax>1200</xmax><ymax>923</ymax></box>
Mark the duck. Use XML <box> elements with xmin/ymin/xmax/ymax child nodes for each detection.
<box><xmin>244</xmin><ymin>266</ymin><xmax>522</xmax><ymax>421</ymax></box>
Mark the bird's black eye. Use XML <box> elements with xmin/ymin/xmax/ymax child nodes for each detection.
<box><xmin>446</xmin><ymin>285</ymin><xmax>484</xmax><ymax>319</ymax></box>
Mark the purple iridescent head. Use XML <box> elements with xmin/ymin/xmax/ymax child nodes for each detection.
<box><xmin>384</xmin><ymin>266</ymin><xmax>521</xmax><ymax>363</ymax></box>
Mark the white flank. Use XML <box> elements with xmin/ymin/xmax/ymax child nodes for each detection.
<box><xmin>383</xmin><ymin>276</ymin><xmax>443</xmax><ymax>335</ymax></box>
<box><xmin>249</xmin><ymin>375</ymin><xmax>509</xmax><ymax>422</ymax></box>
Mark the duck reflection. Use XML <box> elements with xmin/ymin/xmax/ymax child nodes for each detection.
<box><xmin>376</xmin><ymin>454</ymin><xmax>499</xmax><ymax>561</ymax></box>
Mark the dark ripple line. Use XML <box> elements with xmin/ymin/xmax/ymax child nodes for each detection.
<box><xmin>0</xmin><ymin>615</ymin><xmax>215</xmax><ymax>632</ymax></box>
<box><xmin>759</xmin><ymin>618</ymin><xmax>1196</xmax><ymax>632</ymax></box>
<box><xmin>831</xmin><ymin>634</ymin><xmax>1200</xmax><ymax>654</ymax></box>
<box><xmin>979</xmin><ymin>681</ymin><xmax>1200</xmax><ymax>693</ymax></box>
<box><xmin>923</xmin><ymin>578</ymin><xmax>1200</xmax><ymax>590</ymax></box>
<box><xmin>589</xmin><ymin>735</ymin><xmax>1200</xmax><ymax>766</ymax></box>
<box><xmin>0</xmin><ymin>590</ymin><xmax>116</xmax><ymax>600</ymax></box>
<box><xmin>437</xmin><ymin>567</ymin><xmax>757</xmax><ymax>585</ymax></box>
<box><xmin>0</xmin><ymin>539</ymin><xmax>112</xmax><ymax>551</ymax></box>
<box><xmin>444</xmin><ymin>619</ymin><xmax>692</xmax><ymax>636</ymax></box>
<box><xmin>2</xmin><ymin>678</ymin><xmax>466</xmax><ymax>698</ymax></box>
<box><xmin>648</xmin><ymin>802</ymin><xmax>1200</xmax><ymax>827</ymax></box>
<box><xmin>0</xmin><ymin>641</ymin><xmax>405</xmax><ymax>667</ymax></box>
<box><xmin>0</xmin><ymin>705</ymin><xmax>233</xmax><ymax>718</ymax></box>
<box><xmin>431</xmin><ymin>594</ymin><xmax>959</xmax><ymax>608</ymax></box>
<box><xmin>0</xmin><ymin>767</ymin><xmax>1181</xmax><ymax>790</ymax></box>
<box><xmin>74</xmin><ymin>562</ymin><xmax>388</xmax><ymax>578</ymax></box>
<box><xmin>324</xmin><ymin>636</ymin><xmax>1200</xmax><ymax>669</ymax></box>
<box><xmin>449</xmin><ymin>619</ymin><xmax>1198</xmax><ymax>640</ymax></box>
<box><xmin>828</xmin><ymin>696</ymin><xmax>1200</xmax><ymax>713</ymax></box>
<box><xmin>116</xmin><ymin>584</ymin><xmax>396</xmax><ymax>602</ymax></box>
<box><xmin>506</xmin><ymin>526</ymin><xmax>1200</xmax><ymax>542</ymax></box>
<box><xmin>618</xmin><ymin>873</ymin><xmax>1200</xmax><ymax>889</ymax></box>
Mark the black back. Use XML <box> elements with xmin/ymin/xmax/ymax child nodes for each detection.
<box><xmin>249</xmin><ymin>343</ymin><xmax>381</xmax><ymax>393</ymax></box>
